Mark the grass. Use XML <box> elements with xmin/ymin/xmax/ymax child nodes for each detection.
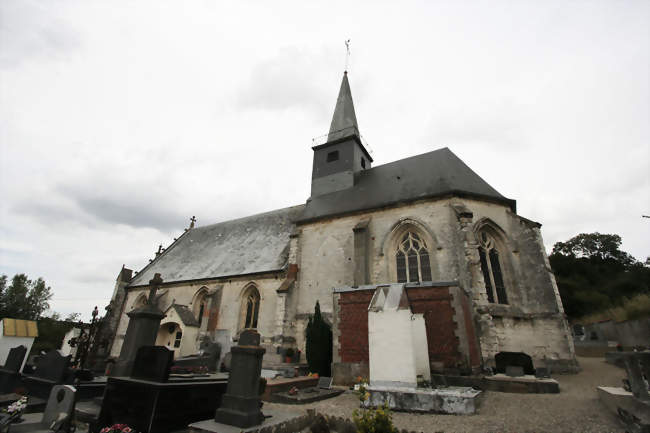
<box><xmin>578</xmin><ymin>293</ymin><xmax>650</xmax><ymax>324</ymax></box>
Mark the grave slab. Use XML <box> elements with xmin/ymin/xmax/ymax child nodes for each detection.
<box><xmin>365</xmin><ymin>385</ymin><xmax>482</xmax><ymax>414</ymax></box>
<box><xmin>260</xmin><ymin>376</ymin><xmax>318</xmax><ymax>402</ymax></box>
<box><xmin>189</xmin><ymin>409</ymin><xmax>309</xmax><ymax>433</ymax></box>
<box><xmin>597</xmin><ymin>386</ymin><xmax>650</xmax><ymax>432</ymax></box>
<box><xmin>270</xmin><ymin>387</ymin><xmax>344</xmax><ymax>404</ymax></box>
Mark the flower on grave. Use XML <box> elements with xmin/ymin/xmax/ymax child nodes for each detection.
<box><xmin>4</xmin><ymin>396</ymin><xmax>28</xmax><ymax>415</ymax></box>
<box><xmin>100</xmin><ymin>424</ymin><xmax>135</xmax><ymax>433</ymax></box>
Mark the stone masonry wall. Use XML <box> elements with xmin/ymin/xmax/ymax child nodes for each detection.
<box><xmin>110</xmin><ymin>274</ymin><xmax>285</xmax><ymax>358</ymax></box>
<box><xmin>297</xmin><ymin>196</ymin><xmax>576</xmax><ymax>372</ymax></box>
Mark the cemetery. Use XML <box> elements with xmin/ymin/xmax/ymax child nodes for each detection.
<box><xmin>0</xmin><ymin>273</ymin><xmax>643</xmax><ymax>432</ymax></box>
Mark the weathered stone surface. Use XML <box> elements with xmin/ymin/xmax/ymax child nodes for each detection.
<box><xmin>365</xmin><ymin>385</ymin><xmax>482</xmax><ymax>414</ymax></box>
<box><xmin>214</xmin><ymin>330</ymin><xmax>266</xmax><ymax>428</ymax></box>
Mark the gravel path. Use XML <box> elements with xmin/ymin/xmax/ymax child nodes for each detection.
<box><xmin>265</xmin><ymin>356</ymin><xmax>627</xmax><ymax>433</ymax></box>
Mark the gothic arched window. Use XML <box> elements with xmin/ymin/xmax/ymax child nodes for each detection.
<box><xmin>193</xmin><ymin>289</ymin><xmax>209</xmax><ymax>327</ymax></box>
<box><xmin>478</xmin><ymin>231</ymin><xmax>508</xmax><ymax>304</ymax></box>
<box><xmin>395</xmin><ymin>231</ymin><xmax>432</xmax><ymax>283</ymax></box>
<box><xmin>240</xmin><ymin>286</ymin><xmax>260</xmax><ymax>329</ymax></box>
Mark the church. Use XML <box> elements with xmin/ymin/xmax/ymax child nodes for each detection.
<box><xmin>105</xmin><ymin>71</ymin><xmax>578</xmax><ymax>383</ymax></box>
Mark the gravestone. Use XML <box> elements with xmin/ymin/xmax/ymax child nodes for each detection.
<box><xmin>2</xmin><ymin>346</ymin><xmax>27</xmax><ymax>372</ymax></box>
<box><xmin>0</xmin><ymin>346</ymin><xmax>28</xmax><ymax>394</ymax></box>
<box><xmin>21</xmin><ymin>350</ymin><xmax>71</xmax><ymax>406</ymax></box>
<box><xmin>33</xmin><ymin>350</ymin><xmax>71</xmax><ymax>383</ymax></box>
<box><xmin>505</xmin><ymin>366</ymin><xmax>524</xmax><ymax>377</ymax></box>
<box><xmin>318</xmin><ymin>376</ymin><xmax>333</xmax><ymax>389</ymax></box>
<box><xmin>214</xmin><ymin>329</ymin><xmax>266</xmax><ymax>428</ymax></box>
<box><xmin>495</xmin><ymin>352</ymin><xmax>535</xmax><ymax>375</ymax></box>
<box><xmin>174</xmin><ymin>342</ymin><xmax>221</xmax><ymax>372</ymax></box>
<box><xmin>131</xmin><ymin>346</ymin><xmax>173</xmax><ymax>382</ymax></box>
<box><xmin>535</xmin><ymin>367</ymin><xmax>551</xmax><ymax>378</ymax></box>
<box><xmin>112</xmin><ymin>273</ymin><xmax>166</xmax><ymax>377</ymax></box>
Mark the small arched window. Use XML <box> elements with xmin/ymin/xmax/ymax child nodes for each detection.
<box><xmin>478</xmin><ymin>231</ymin><xmax>508</xmax><ymax>304</ymax></box>
<box><xmin>241</xmin><ymin>286</ymin><xmax>260</xmax><ymax>329</ymax></box>
<box><xmin>395</xmin><ymin>231</ymin><xmax>432</xmax><ymax>283</ymax></box>
<box><xmin>193</xmin><ymin>289</ymin><xmax>209</xmax><ymax>327</ymax></box>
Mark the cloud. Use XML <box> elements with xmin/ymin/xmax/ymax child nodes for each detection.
<box><xmin>235</xmin><ymin>46</ymin><xmax>335</xmax><ymax>117</ymax></box>
<box><xmin>0</xmin><ymin>0</ymin><xmax>80</xmax><ymax>68</ymax></box>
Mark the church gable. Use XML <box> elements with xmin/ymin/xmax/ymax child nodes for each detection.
<box><xmin>129</xmin><ymin>204</ymin><xmax>304</xmax><ymax>287</ymax></box>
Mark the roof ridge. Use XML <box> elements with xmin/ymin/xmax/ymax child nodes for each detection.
<box><xmin>194</xmin><ymin>203</ymin><xmax>304</xmax><ymax>230</ymax></box>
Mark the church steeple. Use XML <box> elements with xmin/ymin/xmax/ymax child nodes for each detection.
<box><xmin>328</xmin><ymin>72</ymin><xmax>359</xmax><ymax>142</ymax></box>
<box><xmin>309</xmin><ymin>71</ymin><xmax>373</xmax><ymax>198</ymax></box>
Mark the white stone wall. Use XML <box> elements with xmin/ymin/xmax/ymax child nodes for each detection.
<box><xmin>110</xmin><ymin>275</ymin><xmax>285</xmax><ymax>357</ymax></box>
<box><xmin>294</xmin><ymin>196</ymin><xmax>575</xmax><ymax>368</ymax></box>
<box><xmin>296</xmin><ymin>199</ymin><xmax>457</xmax><ymax>316</ymax></box>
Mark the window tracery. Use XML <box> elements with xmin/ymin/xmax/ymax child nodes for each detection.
<box><xmin>395</xmin><ymin>231</ymin><xmax>432</xmax><ymax>283</ymax></box>
<box><xmin>478</xmin><ymin>231</ymin><xmax>508</xmax><ymax>304</ymax></box>
<box><xmin>240</xmin><ymin>286</ymin><xmax>260</xmax><ymax>330</ymax></box>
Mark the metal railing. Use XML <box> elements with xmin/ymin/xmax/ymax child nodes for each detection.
<box><xmin>311</xmin><ymin>126</ymin><xmax>374</xmax><ymax>156</ymax></box>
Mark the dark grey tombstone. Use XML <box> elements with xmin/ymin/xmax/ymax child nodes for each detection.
<box><xmin>131</xmin><ymin>346</ymin><xmax>173</xmax><ymax>382</ymax></box>
<box><xmin>534</xmin><ymin>367</ymin><xmax>551</xmax><ymax>378</ymax></box>
<box><xmin>34</xmin><ymin>350</ymin><xmax>71</xmax><ymax>382</ymax></box>
<box><xmin>112</xmin><ymin>273</ymin><xmax>166</xmax><ymax>377</ymax></box>
<box><xmin>318</xmin><ymin>376</ymin><xmax>333</xmax><ymax>389</ymax></box>
<box><xmin>505</xmin><ymin>366</ymin><xmax>524</xmax><ymax>377</ymax></box>
<box><xmin>0</xmin><ymin>345</ymin><xmax>28</xmax><ymax>394</ymax></box>
<box><xmin>214</xmin><ymin>329</ymin><xmax>266</xmax><ymax>428</ymax></box>
<box><xmin>3</xmin><ymin>346</ymin><xmax>27</xmax><ymax>372</ymax></box>
<box><xmin>495</xmin><ymin>352</ymin><xmax>535</xmax><ymax>375</ymax></box>
<box><xmin>174</xmin><ymin>342</ymin><xmax>222</xmax><ymax>372</ymax></box>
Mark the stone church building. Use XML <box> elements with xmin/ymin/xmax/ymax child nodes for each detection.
<box><xmin>106</xmin><ymin>72</ymin><xmax>577</xmax><ymax>382</ymax></box>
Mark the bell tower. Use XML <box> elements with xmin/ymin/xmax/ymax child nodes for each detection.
<box><xmin>310</xmin><ymin>72</ymin><xmax>373</xmax><ymax>197</ymax></box>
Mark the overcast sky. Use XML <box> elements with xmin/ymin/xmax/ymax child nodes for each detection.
<box><xmin>1</xmin><ymin>0</ymin><xmax>648</xmax><ymax>320</ymax></box>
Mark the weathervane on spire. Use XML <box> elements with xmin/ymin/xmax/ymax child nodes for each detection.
<box><xmin>345</xmin><ymin>39</ymin><xmax>351</xmax><ymax>72</ymax></box>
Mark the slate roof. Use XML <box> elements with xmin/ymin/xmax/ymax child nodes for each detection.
<box><xmin>171</xmin><ymin>304</ymin><xmax>200</xmax><ymax>327</ymax></box>
<box><xmin>129</xmin><ymin>205</ymin><xmax>305</xmax><ymax>287</ymax></box>
<box><xmin>297</xmin><ymin>147</ymin><xmax>516</xmax><ymax>223</ymax></box>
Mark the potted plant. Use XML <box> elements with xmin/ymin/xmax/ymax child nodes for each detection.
<box><xmin>285</xmin><ymin>348</ymin><xmax>295</xmax><ymax>363</ymax></box>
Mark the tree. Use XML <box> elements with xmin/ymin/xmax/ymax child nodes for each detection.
<box><xmin>551</xmin><ymin>233</ymin><xmax>636</xmax><ymax>267</ymax></box>
<box><xmin>305</xmin><ymin>300</ymin><xmax>333</xmax><ymax>377</ymax></box>
<box><xmin>0</xmin><ymin>273</ymin><xmax>53</xmax><ymax>320</ymax></box>
<box><xmin>549</xmin><ymin>233</ymin><xmax>650</xmax><ymax>320</ymax></box>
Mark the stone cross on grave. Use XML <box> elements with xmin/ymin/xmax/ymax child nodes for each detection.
<box><xmin>147</xmin><ymin>273</ymin><xmax>163</xmax><ymax>306</ymax></box>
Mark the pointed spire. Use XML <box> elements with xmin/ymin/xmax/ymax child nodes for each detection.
<box><xmin>327</xmin><ymin>72</ymin><xmax>359</xmax><ymax>142</ymax></box>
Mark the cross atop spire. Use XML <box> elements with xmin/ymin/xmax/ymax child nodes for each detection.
<box><xmin>327</xmin><ymin>72</ymin><xmax>359</xmax><ymax>142</ymax></box>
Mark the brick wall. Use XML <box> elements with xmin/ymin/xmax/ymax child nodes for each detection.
<box><xmin>337</xmin><ymin>286</ymin><xmax>462</xmax><ymax>369</ymax></box>
<box><xmin>406</xmin><ymin>286</ymin><xmax>461</xmax><ymax>368</ymax></box>
<box><xmin>338</xmin><ymin>290</ymin><xmax>374</xmax><ymax>363</ymax></box>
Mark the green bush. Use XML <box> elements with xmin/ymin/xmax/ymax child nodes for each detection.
<box><xmin>352</xmin><ymin>402</ymin><xmax>398</xmax><ymax>433</ymax></box>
